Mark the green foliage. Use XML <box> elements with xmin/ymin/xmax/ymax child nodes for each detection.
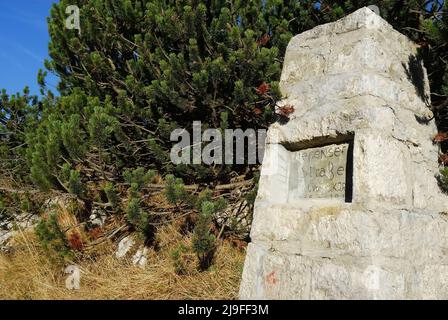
<box><xmin>104</xmin><ymin>182</ymin><xmax>118</xmax><ymax>207</ymax></box>
<box><xmin>35</xmin><ymin>213</ymin><xmax>72</xmax><ymax>259</ymax></box>
<box><xmin>2</xmin><ymin>1</ymin><xmax>448</xmax><ymax>251</ymax></box>
<box><xmin>68</xmin><ymin>170</ymin><xmax>85</xmax><ymax>198</ymax></box>
<box><xmin>22</xmin><ymin>0</ymin><xmax>445</xmax><ymax>191</ymax></box>
<box><xmin>124</xmin><ymin>167</ymin><xmax>155</xmax><ymax>192</ymax></box>
<box><xmin>171</xmin><ymin>243</ymin><xmax>191</xmax><ymax>275</ymax></box>
<box><xmin>38</xmin><ymin>0</ymin><xmax>339</xmax><ymax>185</ymax></box>
<box><xmin>192</xmin><ymin>201</ymin><xmax>217</xmax><ymax>271</ymax></box>
<box><xmin>439</xmin><ymin>167</ymin><xmax>448</xmax><ymax>192</ymax></box>
<box><xmin>194</xmin><ymin>189</ymin><xmax>213</xmax><ymax>211</ymax></box>
<box><xmin>163</xmin><ymin>173</ymin><xmax>229</xmax><ymax>270</ymax></box>
<box><xmin>20</xmin><ymin>195</ymin><xmax>32</xmax><ymax>212</ymax></box>
<box><xmin>122</xmin><ymin>168</ymin><xmax>157</xmax><ymax>238</ymax></box>
<box><xmin>5</xmin><ymin>0</ymin><xmax>447</xmax><ymax>194</ymax></box>
<box><xmin>0</xmin><ymin>88</ymin><xmax>40</xmax><ymax>183</ymax></box>
<box><xmin>25</xmin><ymin>91</ymin><xmax>89</xmax><ymax>191</ymax></box>
<box><xmin>165</xmin><ymin>174</ymin><xmax>189</xmax><ymax>206</ymax></box>
<box><xmin>126</xmin><ymin>198</ymin><xmax>148</xmax><ymax>232</ymax></box>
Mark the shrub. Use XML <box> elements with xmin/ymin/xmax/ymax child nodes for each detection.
<box><xmin>124</xmin><ymin>168</ymin><xmax>155</xmax><ymax>192</ymax></box>
<box><xmin>68</xmin><ymin>170</ymin><xmax>85</xmax><ymax>198</ymax></box>
<box><xmin>104</xmin><ymin>182</ymin><xmax>118</xmax><ymax>207</ymax></box>
<box><xmin>171</xmin><ymin>243</ymin><xmax>194</xmax><ymax>275</ymax></box>
<box><xmin>126</xmin><ymin>198</ymin><xmax>148</xmax><ymax>233</ymax></box>
<box><xmin>192</xmin><ymin>201</ymin><xmax>217</xmax><ymax>271</ymax></box>
<box><xmin>165</xmin><ymin>175</ymin><xmax>190</xmax><ymax>207</ymax></box>
<box><xmin>35</xmin><ymin>213</ymin><xmax>72</xmax><ymax>259</ymax></box>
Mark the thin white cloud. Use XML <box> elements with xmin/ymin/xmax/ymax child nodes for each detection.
<box><xmin>15</xmin><ymin>44</ymin><xmax>44</xmax><ymax>63</ymax></box>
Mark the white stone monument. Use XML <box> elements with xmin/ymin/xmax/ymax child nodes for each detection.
<box><xmin>240</xmin><ymin>7</ymin><xmax>448</xmax><ymax>300</ymax></box>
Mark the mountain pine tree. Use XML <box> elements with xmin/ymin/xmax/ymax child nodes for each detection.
<box><xmin>30</xmin><ymin>1</ymin><xmax>446</xmax><ymax>190</ymax></box>
<box><xmin>2</xmin><ymin>1</ymin><xmax>448</xmax><ymax>240</ymax></box>
<box><xmin>0</xmin><ymin>88</ymin><xmax>40</xmax><ymax>184</ymax></box>
<box><xmin>29</xmin><ymin>0</ymin><xmax>333</xmax><ymax>190</ymax></box>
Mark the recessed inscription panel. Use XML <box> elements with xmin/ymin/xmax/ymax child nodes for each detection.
<box><xmin>295</xmin><ymin>143</ymin><xmax>349</xmax><ymax>199</ymax></box>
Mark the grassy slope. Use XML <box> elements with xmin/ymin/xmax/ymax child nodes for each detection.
<box><xmin>0</xmin><ymin>223</ymin><xmax>245</xmax><ymax>300</ymax></box>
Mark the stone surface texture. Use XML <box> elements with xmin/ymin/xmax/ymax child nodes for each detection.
<box><xmin>240</xmin><ymin>8</ymin><xmax>448</xmax><ymax>300</ymax></box>
<box><xmin>115</xmin><ymin>234</ymin><xmax>149</xmax><ymax>267</ymax></box>
<box><xmin>116</xmin><ymin>235</ymin><xmax>136</xmax><ymax>259</ymax></box>
<box><xmin>0</xmin><ymin>212</ymin><xmax>40</xmax><ymax>252</ymax></box>
<box><xmin>292</xmin><ymin>142</ymin><xmax>349</xmax><ymax>199</ymax></box>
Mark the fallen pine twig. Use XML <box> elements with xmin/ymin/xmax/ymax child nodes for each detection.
<box><xmin>0</xmin><ymin>186</ymin><xmax>40</xmax><ymax>194</ymax></box>
<box><xmin>215</xmin><ymin>180</ymin><xmax>254</xmax><ymax>190</ymax></box>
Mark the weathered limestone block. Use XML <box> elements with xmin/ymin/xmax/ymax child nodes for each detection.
<box><xmin>240</xmin><ymin>8</ymin><xmax>448</xmax><ymax>300</ymax></box>
<box><xmin>0</xmin><ymin>212</ymin><xmax>40</xmax><ymax>252</ymax></box>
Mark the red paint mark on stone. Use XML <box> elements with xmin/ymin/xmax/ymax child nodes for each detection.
<box><xmin>266</xmin><ymin>271</ymin><xmax>278</xmax><ymax>285</ymax></box>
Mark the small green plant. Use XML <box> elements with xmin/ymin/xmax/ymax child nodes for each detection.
<box><xmin>124</xmin><ymin>167</ymin><xmax>155</xmax><ymax>192</ymax></box>
<box><xmin>438</xmin><ymin>167</ymin><xmax>448</xmax><ymax>193</ymax></box>
<box><xmin>20</xmin><ymin>194</ymin><xmax>33</xmax><ymax>212</ymax></box>
<box><xmin>192</xmin><ymin>201</ymin><xmax>217</xmax><ymax>271</ymax></box>
<box><xmin>126</xmin><ymin>198</ymin><xmax>148</xmax><ymax>233</ymax></box>
<box><xmin>35</xmin><ymin>213</ymin><xmax>72</xmax><ymax>259</ymax></box>
<box><xmin>68</xmin><ymin>170</ymin><xmax>85</xmax><ymax>198</ymax></box>
<box><xmin>61</xmin><ymin>163</ymin><xmax>71</xmax><ymax>181</ymax></box>
<box><xmin>60</xmin><ymin>162</ymin><xmax>85</xmax><ymax>197</ymax></box>
<box><xmin>104</xmin><ymin>182</ymin><xmax>118</xmax><ymax>207</ymax></box>
<box><xmin>123</xmin><ymin>168</ymin><xmax>157</xmax><ymax>239</ymax></box>
<box><xmin>194</xmin><ymin>189</ymin><xmax>213</xmax><ymax>211</ymax></box>
<box><xmin>163</xmin><ymin>175</ymin><xmax>230</xmax><ymax>270</ymax></box>
<box><xmin>165</xmin><ymin>174</ymin><xmax>189</xmax><ymax>206</ymax></box>
<box><xmin>171</xmin><ymin>243</ymin><xmax>193</xmax><ymax>275</ymax></box>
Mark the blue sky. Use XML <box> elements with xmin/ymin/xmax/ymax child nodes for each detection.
<box><xmin>0</xmin><ymin>0</ymin><xmax>58</xmax><ymax>96</ymax></box>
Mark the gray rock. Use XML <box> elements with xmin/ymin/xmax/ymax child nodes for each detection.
<box><xmin>0</xmin><ymin>231</ymin><xmax>13</xmax><ymax>247</ymax></box>
<box><xmin>115</xmin><ymin>235</ymin><xmax>135</xmax><ymax>259</ymax></box>
<box><xmin>132</xmin><ymin>246</ymin><xmax>149</xmax><ymax>268</ymax></box>
<box><xmin>89</xmin><ymin>208</ymin><xmax>107</xmax><ymax>227</ymax></box>
<box><xmin>0</xmin><ymin>212</ymin><xmax>40</xmax><ymax>251</ymax></box>
<box><xmin>43</xmin><ymin>195</ymin><xmax>74</xmax><ymax>211</ymax></box>
<box><xmin>240</xmin><ymin>7</ymin><xmax>448</xmax><ymax>300</ymax></box>
<box><xmin>116</xmin><ymin>235</ymin><xmax>149</xmax><ymax>268</ymax></box>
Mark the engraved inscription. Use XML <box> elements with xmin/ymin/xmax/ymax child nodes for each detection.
<box><xmin>295</xmin><ymin>143</ymin><xmax>349</xmax><ymax>199</ymax></box>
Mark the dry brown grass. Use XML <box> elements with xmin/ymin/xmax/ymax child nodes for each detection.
<box><xmin>0</xmin><ymin>222</ymin><xmax>246</xmax><ymax>300</ymax></box>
